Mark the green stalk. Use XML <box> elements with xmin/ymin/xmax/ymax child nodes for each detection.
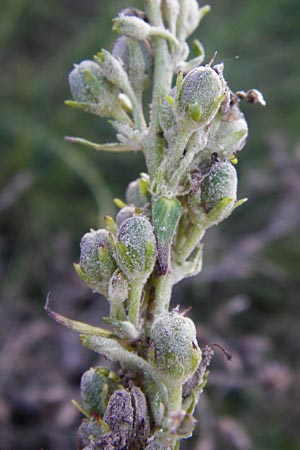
<box><xmin>175</xmin><ymin>224</ymin><xmax>205</xmax><ymax>263</ymax></box>
<box><xmin>144</xmin><ymin>0</ymin><xmax>174</xmax><ymax>176</ymax></box>
<box><xmin>167</xmin><ymin>384</ymin><xmax>182</xmax><ymax>414</ymax></box>
<box><xmin>151</xmin><ymin>272</ymin><xmax>173</xmax><ymax>320</ymax></box>
<box><xmin>128</xmin><ymin>279</ymin><xmax>145</xmax><ymax>328</ymax></box>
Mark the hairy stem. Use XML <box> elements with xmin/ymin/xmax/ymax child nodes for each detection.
<box><xmin>128</xmin><ymin>279</ymin><xmax>144</xmax><ymax>328</ymax></box>
<box><xmin>151</xmin><ymin>272</ymin><xmax>173</xmax><ymax>320</ymax></box>
<box><xmin>144</xmin><ymin>1</ymin><xmax>174</xmax><ymax>176</ymax></box>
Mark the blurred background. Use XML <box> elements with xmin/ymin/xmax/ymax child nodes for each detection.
<box><xmin>1</xmin><ymin>0</ymin><xmax>300</xmax><ymax>449</ymax></box>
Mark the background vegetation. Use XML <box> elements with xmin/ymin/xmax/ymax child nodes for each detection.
<box><xmin>1</xmin><ymin>1</ymin><xmax>299</xmax><ymax>449</ymax></box>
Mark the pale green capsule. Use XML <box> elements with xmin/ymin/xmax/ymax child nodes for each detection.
<box><xmin>150</xmin><ymin>311</ymin><xmax>201</xmax><ymax>384</ymax></box>
<box><xmin>117</xmin><ymin>215</ymin><xmax>157</xmax><ymax>282</ymax></box>
<box><xmin>178</xmin><ymin>66</ymin><xmax>224</xmax><ymax>127</ymax></box>
<box><xmin>75</xmin><ymin>229</ymin><xmax>117</xmax><ymax>296</ymax></box>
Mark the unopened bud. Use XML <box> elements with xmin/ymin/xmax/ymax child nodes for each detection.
<box><xmin>158</xmin><ymin>89</ymin><xmax>177</xmax><ymax>146</ymax></box>
<box><xmin>67</xmin><ymin>60</ymin><xmax>129</xmax><ymax>123</ymax></box>
<box><xmin>117</xmin><ymin>216</ymin><xmax>157</xmax><ymax>282</ymax></box>
<box><xmin>94</xmin><ymin>50</ymin><xmax>130</xmax><ymax>92</ymax></box>
<box><xmin>126</xmin><ymin>176</ymin><xmax>150</xmax><ymax>208</ymax></box>
<box><xmin>150</xmin><ymin>311</ymin><xmax>201</xmax><ymax>384</ymax></box>
<box><xmin>115</xmin><ymin>206</ymin><xmax>136</xmax><ymax>227</ymax></box>
<box><xmin>113</xmin><ymin>14</ymin><xmax>153</xmax><ymax>40</ymax></box>
<box><xmin>112</xmin><ymin>36</ymin><xmax>153</xmax><ymax>94</ymax></box>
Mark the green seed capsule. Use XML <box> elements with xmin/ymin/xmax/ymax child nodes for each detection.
<box><xmin>150</xmin><ymin>311</ymin><xmax>201</xmax><ymax>384</ymax></box>
<box><xmin>200</xmin><ymin>160</ymin><xmax>237</xmax><ymax>211</ymax></box>
<box><xmin>117</xmin><ymin>216</ymin><xmax>157</xmax><ymax>282</ymax></box>
<box><xmin>80</xmin><ymin>368</ymin><xmax>119</xmax><ymax>417</ymax></box>
<box><xmin>75</xmin><ymin>229</ymin><xmax>117</xmax><ymax>296</ymax></box>
<box><xmin>178</xmin><ymin>66</ymin><xmax>224</xmax><ymax>127</ymax></box>
<box><xmin>188</xmin><ymin>160</ymin><xmax>238</xmax><ymax>226</ymax></box>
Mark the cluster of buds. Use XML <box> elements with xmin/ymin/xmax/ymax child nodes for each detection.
<box><xmin>47</xmin><ymin>1</ymin><xmax>265</xmax><ymax>449</ymax></box>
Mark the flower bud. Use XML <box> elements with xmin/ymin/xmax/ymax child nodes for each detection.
<box><xmin>117</xmin><ymin>216</ymin><xmax>157</xmax><ymax>282</ymax></box>
<box><xmin>115</xmin><ymin>206</ymin><xmax>136</xmax><ymax>227</ymax></box>
<box><xmin>126</xmin><ymin>176</ymin><xmax>150</xmax><ymax>208</ymax></box>
<box><xmin>113</xmin><ymin>13</ymin><xmax>153</xmax><ymax>40</ymax></box>
<box><xmin>68</xmin><ymin>60</ymin><xmax>105</xmax><ymax>103</ymax></box>
<box><xmin>178</xmin><ymin>66</ymin><xmax>224</xmax><ymax>127</ymax></box>
<box><xmin>67</xmin><ymin>60</ymin><xmax>129</xmax><ymax>123</ymax></box>
<box><xmin>75</xmin><ymin>229</ymin><xmax>117</xmax><ymax>296</ymax></box>
<box><xmin>80</xmin><ymin>368</ymin><xmax>119</xmax><ymax>417</ymax></box>
<box><xmin>112</xmin><ymin>36</ymin><xmax>153</xmax><ymax>94</ymax></box>
<box><xmin>94</xmin><ymin>50</ymin><xmax>130</xmax><ymax>93</ymax></box>
<box><xmin>158</xmin><ymin>89</ymin><xmax>177</xmax><ymax>146</ymax></box>
<box><xmin>161</xmin><ymin>0</ymin><xmax>180</xmax><ymax>34</ymax></box>
<box><xmin>150</xmin><ymin>311</ymin><xmax>201</xmax><ymax>384</ymax></box>
<box><xmin>177</xmin><ymin>1</ymin><xmax>210</xmax><ymax>41</ymax></box>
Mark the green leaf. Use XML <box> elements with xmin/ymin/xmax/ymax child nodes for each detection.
<box><xmin>65</xmin><ymin>136</ymin><xmax>142</xmax><ymax>152</ymax></box>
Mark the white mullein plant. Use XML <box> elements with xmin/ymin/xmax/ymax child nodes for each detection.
<box><xmin>46</xmin><ymin>1</ymin><xmax>265</xmax><ymax>449</ymax></box>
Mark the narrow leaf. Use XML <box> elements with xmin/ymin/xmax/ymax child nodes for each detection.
<box><xmin>65</xmin><ymin>136</ymin><xmax>142</xmax><ymax>152</ymax></box>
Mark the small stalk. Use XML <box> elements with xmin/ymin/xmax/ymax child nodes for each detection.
<box><xmin>151</xmin><ymin>272</ymin><xmax>173</xmax><ymax>320</ymax></box>
<box><xmin>175</xmin><ymin>224</ymin><xmax>205</xmax><ymax>263</ymax></box>
<box><xmin>167</xmin><ymin>384</ymin><xmax>182</xmax><ymax>414</ymax></box>
<box><xmin>128</xmin><ymin>279</ymin><xmax>144</xmax><ymax>328</ymax></box>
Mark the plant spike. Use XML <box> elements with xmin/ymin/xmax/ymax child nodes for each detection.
<box><xmin>48</xmin><ymin>1</ymin><xmax>265</xmax><ymax>448</ymax></box>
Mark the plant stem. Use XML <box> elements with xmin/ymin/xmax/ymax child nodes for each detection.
<box><xmin>167</xmin><ymin>384</ymin><xmax>182</xmax><ymax>413</ymax></box>
<box><xmin>175</xmin><ymin>224</ymin><xmax>205</xmax><ymax>263</ymax></box>
<box><xmin>128</xmin><ymin>279</ymin><xmax>144</xmax><ymax>328</ymax></box>
<box><xmin>144</xmin><ymin>0</ymin><xmax>174</xmax><ymax>176</ymax></box>
<box><xmin>151</xmin><ymin>272</ymin><xmax>173</xmax><ymax>320</ymax></box>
